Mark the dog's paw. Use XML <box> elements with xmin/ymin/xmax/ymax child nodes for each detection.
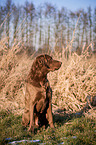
<box><xmin>50</xmin><ymin>123</ymin><xmax>54</xmax><ymax>128</ymax></box>
<box><xmin>28</xmin><ymin>126</ymin><xmax>34</xmax><ymax>132</ymax></box>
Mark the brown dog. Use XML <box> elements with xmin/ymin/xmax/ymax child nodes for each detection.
<box><xmin>22</xmin><ymin>54</ymin><xmax>62</xmax><ymax>132</ymax></box>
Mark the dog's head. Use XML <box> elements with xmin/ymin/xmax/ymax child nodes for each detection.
<box><xmin>28</xmin><ymin>54</ymin><xmax>62</xmax><ymax>81</ymax></box>
<box><xmin>35</xmin><ymin>54</ymin><xmax>62</xmax><ymax>72</ymax></box>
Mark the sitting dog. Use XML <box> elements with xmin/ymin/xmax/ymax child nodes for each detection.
<box><xmin>22</xmin><ymin>54</ymin><xmax>62</xmax><ymax>132</ymax></box>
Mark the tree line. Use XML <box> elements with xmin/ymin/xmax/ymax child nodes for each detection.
<box><xmin>0</xmin><ymin>0</ymin><xmax>96</xmax><ymax>55</ymax></box>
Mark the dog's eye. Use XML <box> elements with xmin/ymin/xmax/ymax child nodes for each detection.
<box><xmin>48</xmin><ymin>57</ymin><xmax>52</xmax><ymax>61</ymax></box>
<box><xmin>45</xmin><ymin>63</ymin><xmax>50</xmax><ymax>69</ymax></box>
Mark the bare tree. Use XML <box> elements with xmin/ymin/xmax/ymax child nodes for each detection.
<box><xmin>93</xmin><ymin>7</ymin><xmax>96</xmax><ymax>51</ymax></box>
<box><xmin>12</xmin><ymin>4</ymin><xmax>20</xmax><ymax>45</ymax></box>
<box><xmin>28</xmin><ymin>2</ymin><xmax>35</xmax><ymax>48</ymax></box>
<box><xmin>0</xmin><ymin>6</ymin><xmax>5</xmax><ymax>40</ymax></box>
<box><xmin>88</xmin><ymin>6</ymin><xmax>92</xmax><ymax>44</ymax></box>
<box><xmin>5</xmin><ymin>0</ymin><xmax>13</xmax><ymax>49</ymax></box>
<box><xmin>44</xmin><ymin>3</ymin><xmax>56</xmax><ymax>51</ymax></box>
<box><xmin>76</xmin><ymin>10</ymin><xmax>82</xmax><ymax>55</ymax></box>
<box><xmin>81</xmin><ymin>10</ymin><xmax>88</xmax><ymax>47</ymax></box>
<box><xmin>37</xmin><ymin>5</ymin><xmax>43</xmax><ymax>48</ymax></box>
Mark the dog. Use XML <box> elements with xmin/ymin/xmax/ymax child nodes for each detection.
<box><xmin>22</xmin><ymin>54</ymin><xmax>62</xmax><ymax>132</ymax></box>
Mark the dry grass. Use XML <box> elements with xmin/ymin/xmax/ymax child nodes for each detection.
<box><xmin>0</xmin><ymin>39</ymin><xmax>33</xmax><ymax>114</ymax></box>
<box><xmin>48</xmin><ymin>52</ymin><xmax>96</xmax><ymax>112</ymax></box>
<box><xmin>0</xmin><ymin>37</ymin><xmax>96</xmax><ymax>115</ymax></box>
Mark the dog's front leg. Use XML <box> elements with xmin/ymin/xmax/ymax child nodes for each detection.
<box><xmin>47</xmin><ymin>101</ymin><xmax>54</xmax><ymax>128</ymax></box>
<box><xmin>28</xmin><ymin>102</ymin><xmax>34</xmax><ymax>132</ymax></box>
<box><xmin>47</xmin><ymin>87</ymin><xmax>54</xmax><ymax>128</ymax></box>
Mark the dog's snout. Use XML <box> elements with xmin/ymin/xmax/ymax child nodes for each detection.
<box><xmin>57</xmin><ymin>61</ymin><xmax>62</xmax><ymax>68</ymax></box>
<box><xmin>51</xmin><ymin>60</ymin><xmax>62</xmax><ymax>71</ymax></box>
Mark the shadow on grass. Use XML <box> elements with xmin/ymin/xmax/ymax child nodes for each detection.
<box><xmin>53</xmin><ymin>104</ymin><xmax>94</xmax><ymax>126</ymax></box>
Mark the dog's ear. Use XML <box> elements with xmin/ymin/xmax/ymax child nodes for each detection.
<box><xmin>31</xmin><ymin>59</ymin><xmax>38</xmax><ymax>71</ymax></box>
<box><xmin>36</xmin><ymin>56</ymin><xmax>45</xmax><ymax>68</ymax></box>
<box><xmin>45</xmin><ymin>55</ymin><xmax>52</xmax><ymax>62</ymax></box>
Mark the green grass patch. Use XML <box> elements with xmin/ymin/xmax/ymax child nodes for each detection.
<box><xmin>0</xmin><ymin>110</ymin><xmax>96</xmax><ymax>145</ymax></box>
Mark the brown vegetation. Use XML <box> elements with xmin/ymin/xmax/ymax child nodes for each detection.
<box><xmin>0</xmin><ymin>1</ymin><xmax>96</xmax><ymax>115</ymax></box>
<box><xmin>0</xmin><ymin>41</ymin><xmax>96</xmax><ymax>115</ymax></box>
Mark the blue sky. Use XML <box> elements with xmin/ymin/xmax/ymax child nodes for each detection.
<box><xmin>0</xmin><ymin>0</ymin><xmax>96</xmax><ymax>12</ymax></box>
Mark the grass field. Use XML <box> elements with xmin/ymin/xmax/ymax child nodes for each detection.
<box><xmin>0</xmin><ymin>39</ymin><xmax>96</xmax><ymax>144</ymax></box>
<box><xmin>0</xmin><ymin>108</ymin><xmax>96</xmax><ymax>145</ymax></box>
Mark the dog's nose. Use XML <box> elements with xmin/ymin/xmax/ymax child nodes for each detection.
<box><xmin>58</xmin><ymin>61</ymin><xmax>62</xmax><ymax>69</ymax></box>
<box><xmin>60</xmin><ymin>61</ymin><xmax>62</xmax><ymax>66</ymax></box>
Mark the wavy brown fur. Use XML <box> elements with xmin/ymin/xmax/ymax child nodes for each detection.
<box><xmin>22</xmin><ymin>54</ymin><xmax>62</xmax><ymax>132</ymax></box>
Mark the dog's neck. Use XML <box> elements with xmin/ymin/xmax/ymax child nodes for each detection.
<box><xmin>26</xmin><ymin>73</ymin><xmax>49</xmax><ymax>88</ymax></box>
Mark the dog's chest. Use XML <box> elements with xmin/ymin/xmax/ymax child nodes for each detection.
<box><xmin>36</xmin><ymin>94</ymin><xmax>49</xmax><ymax>113</ymax></box>
<box><xmin>35</xmin><ymin>80</ymin><xmax>51</xmax><ymax>113</ymax></box>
